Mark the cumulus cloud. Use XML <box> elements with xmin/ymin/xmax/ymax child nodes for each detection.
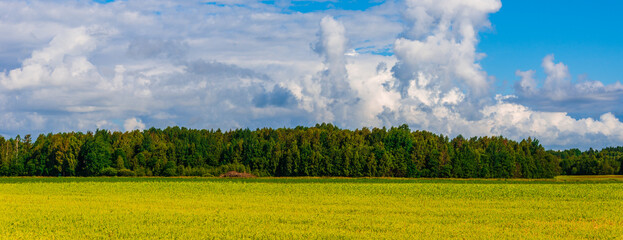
<box><xmin>515</xmin><ymin>69</ymin><xmax>537</xmax><ymax>95</ymax></box>
<box><xmin>313</xmin><ymin>16</ymin><xmax>349</xmax><ymax>99</ymax></box>
<box><xmin>124</xmin><ymin>118</ymin><xmax>145</xmax><ymax>131</ymax></box>
<box><xmin>303</xmin><ymin>16</ymin><xmax>401</xmax><ymax>128</ymax></box>
<box><xmin>302</xmin><ymin>16</ymin><xmax>357</xmax><ymax>125</ymax></box>
<box><xmin>373</xmin><ymin>0</ymin><xmax>500</xmax><ymax>132</ymax></box>
<box><xmin>513</xmin><ymin>55</ymin><xmax>623</xmax><ymax>116</ymax></box>
<box><xmin>478</xmin><ymin>101</ymin><xmax>623</xmax><ymax>149</ymax></box>
<box><xmin>0</xmin><ymin>27</ymin><xmax>99</xmax><ymax>90</ymax></box>
<box><xmin>392</xmin><ymin>0</ymin><xmax>500</xmax><ymax>97</ymax></box>
<box><xmin>542</xmin><ymin>54</ymin><xmax>572</xmax><ymax>99</ymax></box>
<box><xmin>0</xmin><ymin>0</ymin><xmax>622</xmax><ymax>149</ymax></box>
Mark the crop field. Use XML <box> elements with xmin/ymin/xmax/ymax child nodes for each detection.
<box><xmin>0</xmin><ymin>177</ymin><xmax>622</xmax><ymax>239</ymax></box>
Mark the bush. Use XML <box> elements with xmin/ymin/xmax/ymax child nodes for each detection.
<box><xmin>117</xmin><ymin>169</ymin><xmax>136</xmax><ymax>177</ymax></box>
<box><xmin>161</xmin><ymin>161</ymin><xmax>177</xmax><ymax>176</ymax></box>
<box><xmin>210</xmin><ymin>163</ymin><xmax>249</xmax><ymax>176</ymax></box>
<box><xmin>221</xmin><ymin>163</ymin><xmax>248</xmax><ymax>173</ymax></box>
<box><xmin>177</xmin><ymin>165</ymin><xmax>185</xmax><ymax>176</ymax></box>
<box><xmin>251</xmin><ymin>169</ymin><xmax>270</xmax><ymax>177</ymax></box>
<box><xmin>162</xmin><ymin>167</ymin><xmax>176</xmax><ymax>177</ymax></box>
<box><xmin>182</xmin><ymin>167</ymin><xmax>209</xmax><ymax>176</ymax></box>
<box><xmin>100</xmin><ymin>167</ymin><xmax>118</xmax><ymax>177</ymax></box>
<box><xmin>135</xmin><ymin>167</ymin><xmax>146</xmax><ymax>177</ymax></box>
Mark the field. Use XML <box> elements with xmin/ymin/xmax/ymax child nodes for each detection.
<box><xmin>0</xmin><ymin>177</ymin><xmax>622</xmax><ymax>239</ymax></box>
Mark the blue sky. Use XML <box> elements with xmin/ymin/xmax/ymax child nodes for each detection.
<box><xmin>480</xmin><ymin>0</ymin><xmax>623</xmax><ymax>94</ymax></box>
<box><xmin>0</xmin><ymin>0</ymin><xmax>622</xmax><ymax>149</ymax></box>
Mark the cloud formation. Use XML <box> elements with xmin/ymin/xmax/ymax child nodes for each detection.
<box><xmin>393</xmin><ymin>0</ymin><xmax>500</xmax><ymax>97</ymax></box>
<box><xmin>0</xmin><ymin>0</ymin><xmax>622</xmax><ymax>149</ymax></box>
<box><xmin>513</xmin><ymin>55</ymin><xmax>623</xmax><ymax>116</ymax></box>
<box><xmin>124</xmin><ymin>117</ymin><xmax>145</xmax><ymax>131</ymax></box>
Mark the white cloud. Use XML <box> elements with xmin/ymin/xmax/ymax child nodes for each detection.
<box><xmin>542</xmin><ymin>54</ymin><xmax>572</xmax><ymax>100</ymax></box>
<box><xmin>393</xmin><ymin>0</ymin><xmax>501</xmax><ymax>97</ymax></box>
<box><xmin>480</xmin><ymin>102</ymin><xmax>623</xmax><ymax>149</ymax></box>
<box><xmin>313</xmin><ymin>16</ymin><xmax>349</xmax><ymax>98</ymax></box>
<box><xmin>124</xmin><ymin>118</ymin><xmax>145</xmax><ymax>131</ymax></box>
<box><xmin>513</xmin><ymin>55</ymin><xmax>623</xmax><ymax>116</ymax></box>
<box><xmin>0</xmin><ymin>27</ymin><xmax>98</xmax><ymax>90</ymax></box>
<box><xmin>515</xmin><ymin>69</ymin><xmax>537</xmax><ymax>95</ymax></box>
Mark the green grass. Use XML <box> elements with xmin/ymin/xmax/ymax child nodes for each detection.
<box><xmin>555</xmin><ymin>175</ymin><xmax>623</xmax><ymax>182</ymax></box>
<box><xmin>0</xmin><ymin>177</ymin><xmax>622</xmax><ymax>239</ymax></box>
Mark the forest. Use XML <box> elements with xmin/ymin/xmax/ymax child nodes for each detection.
<box><xmin>0</xmin><ymin>123</ymin><xmax>621</xmax><ymax>178</ymax></box>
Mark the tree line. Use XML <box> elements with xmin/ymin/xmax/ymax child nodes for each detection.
<box><xmin>0</xmin><ymin>123</ymin><xmax>620</xmax><ymax>178</ymax></box>
<box><xmin>551</xmin><ymin>147</ymin><xmax>623</xmax><ymax>175</ymax></box>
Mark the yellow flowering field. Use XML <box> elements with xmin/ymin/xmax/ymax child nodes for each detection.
<box><xmin>0</xmin><ymin>177</ymin><xmax>622</xmax><ymax>239</ymax></box>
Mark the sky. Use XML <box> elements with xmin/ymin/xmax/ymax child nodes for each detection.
<box><xmin>0</xmin><ymin>0</ymin><xmax>622</xmax><ymax>150</ymax></box>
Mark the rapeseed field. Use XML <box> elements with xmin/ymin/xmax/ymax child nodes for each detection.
<box><xmin>0</xmin><ymin>177</ymin><xmax>621</xmax><ymax>239</ymax></box>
